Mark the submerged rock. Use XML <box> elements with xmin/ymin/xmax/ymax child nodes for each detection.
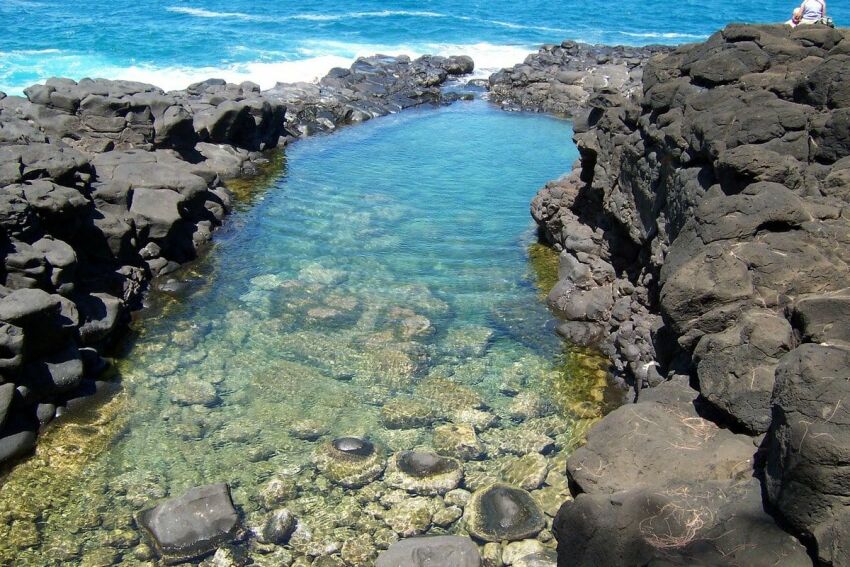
<box><xmin>313</xmin><ymin>437</ymin><xmax>386</xmax><ymax>488</ymax></box>
<box><xmin>464</xmin><ymin>483</ymin><xmax>546</xmax><ymax>542</ymax></box>
<box><xmin>384</xmin><ymin>451</ymin><xmax>463</xmax><ymax>495</ymax></box>
<box><xmin>380</xmin><ymin>398</ymin><xmax>439</xmax><ymax>430</ymax></box>
<box><xmin>376</xmin><ymin>535</ymin><xmax>481</xmax><ymax>567</ymax></box>
<box><xmin>433</xmin><ymin>423</ymin><xmax>486</xmax><ymax>461</ymax></box>
<box><xmin>259</xmin><ymin>508</ymin><xmax>296</xmax><ymax>545</ymax></box>
<box><xmin>136</xmin><ymin>483</ymin><xmax>243</xmax><ymax>563</ymax></box>
<box><xmin>501</xmin><ymin>453</ymin><xmax>550</xmax><ymax>491</ymax></box>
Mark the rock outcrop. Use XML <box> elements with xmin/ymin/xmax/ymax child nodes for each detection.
<box><xmin>489</xmin><ymin>42</ymin><xmax>671</xmax><ymax>116</ymax></box>
<box><xmin>529</xmin><ymin>24</ymin><xmax>850</xmax><ymax>566</ymax></box>
<box><xmin>0</xmin><ymin>54</ymin><xmax>474</xmax><ymax>467</ymax></box>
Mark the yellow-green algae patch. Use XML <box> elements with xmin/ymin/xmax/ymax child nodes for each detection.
<box><xmin>545</xmin><ymin>344</ymin><xmax>618</xmax><ymax>452</ymax></box>
<box><xmin>527</xmin><ymin>240</ymin><xmax>620</xmax><ymax>450</ymax></box>
<box><xmin>0</xmin><ymin>390</ymin><xmax>131</xmax><ymax>565</ymax></box>
<box><xmin>527</xmin><ymin>241</ymin><xmax>560</xmax><ymax>298</ymax></box>
<box><xmin>224</xmin><ymin>148</ymin><xmax>287</xmax><ymax>209</ymax></box>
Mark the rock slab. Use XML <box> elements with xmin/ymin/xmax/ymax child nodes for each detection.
<box><xmin>376</xmin><ymin>536</ymin><xmax>481</xmax><ymax>567</ymax></box>
<box><xmin>136</xmin><ymin>483</ymin><xmax>242</xmax><ymax>563</ymax></box>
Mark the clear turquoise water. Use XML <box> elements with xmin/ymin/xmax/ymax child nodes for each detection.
<box><xmin>3</xmin><ymin>0</ymin><xmax>840</xmax><ymax>95</ymax></box>
<box><xmin>0</xmin><ymin>100</ymin><xmax>618</xmax><ymax>565</ymax></box>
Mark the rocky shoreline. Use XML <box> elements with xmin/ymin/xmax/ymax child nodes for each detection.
<box><xmin>520</xmin><ymin>24</ymin><xmax>850</xmax><ymax>566</ymax></box>
<box><xmin>4</xmin><ymin>25</ymin><xmax>846</xmax><ymax>567</ymax></box>
<box><xmin>0</xmin><ymin>53</ymin><xmax>474</xmax><ymax>467</ymax></box>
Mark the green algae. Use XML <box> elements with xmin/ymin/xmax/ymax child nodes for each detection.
<box><xmin>527</xmin><ymin>241</ymin><xmax>560</xmax><ymax>298</ymax></box>
<box><xmin>223</xmin><ymin>148</ymin><xmax>288</xmax><ymax>209</ymax></box>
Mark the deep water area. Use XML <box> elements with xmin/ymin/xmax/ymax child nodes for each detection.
<box><xmin>6</xmin><ymin>0</ymin><xmax>846</xmax><ymax>94</ymax></box>
<box><xmin>0</xmin><ymin>100</ymin><xmax>616</xmax><ymax>565</ymax></box>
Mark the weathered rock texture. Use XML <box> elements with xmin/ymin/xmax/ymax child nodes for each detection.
<box><xmin>0</xmin><ymin>54</ymin><xmax>473</xmax><ymax>467</ymax></box>
<box><xmin>527</xmin><ymin>24</ymin><xmax>850</xmax><ymax>566</ymax></box>
<box><xmin>489</xmin><ymin>41</ymin><xmax>671</xmax><ymax>116</ymax></box>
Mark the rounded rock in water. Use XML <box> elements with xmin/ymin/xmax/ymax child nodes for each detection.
<box><xmin>259</xmin><ymin>509</ymin><xmax>296</xmax><ymax>545</ymax></box>
<box><xmin>464</xmin><ymin>483</ymin><xmax>546</xmax><ymax>542</ymax></box>
<box><xmin>433</xmin><ymin>423</ymin><xmax>486</xmax><ymax>461</ymax></box>
<box><xmin>313</xmin><ymin>437</ymin><xmax>386</xmax><ymax>488</ymax></box>
<box><xmin>289</xmin><ymin>419</ymin><xmax>330</xmax><ymax>441</ymax></box>
<box><xmin>384</xmin><ymin>450</ymin><xmax>463</xmax><ymax>495</ymax></box>
<box><xmin>501</xmin><ymin>453</ymin><xmax>551</xmax><ymax>491</ymax></box>
<box><xmin>379</xmin><ymin>398</ymin><xmax>439</xmax><ymax>430</ymax></box>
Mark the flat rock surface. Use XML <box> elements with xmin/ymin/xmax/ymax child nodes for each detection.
<box><xmin>567</xmin><ymin>396</ymin><xmax>755</xmax><ymax>495</ymax></box>
<box><xmin>137</xmin><ymin>483</ymin><xmax>242</xmax><ymax>562</ymax></box>
<box><xmin>554</xmin><ymin>479</ymin><xmax>812</xmax><ymax>566</ymax></box>
<box><xmin>375</xmin><ymin>535</ymin><xmax>481</xmax><ymax>567</ymax></box>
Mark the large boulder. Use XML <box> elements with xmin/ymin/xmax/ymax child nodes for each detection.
<box><xmin>464</xmin><ymin>483</ymin><xmax>546</xmax><ymax>542</ymax></box>
<box><xmin>0</xmin><ymin>428</ymin><xmax>37</xmax><ymax>466</ymax></box>
<box><xmin>792</xmin><ymin>291</ymin><xmax>850</xmax><ymax>343</ymax></box>
<box><xmin>765</xmin><ymin>344</ymin><xmax>850</xmax><ymax>566</ymax></box>
<box><xmin>554</xmin><ymin>479</ymin><xmax>811</xmax><ymax>566</ymax></box>
<box><xmin>76</xmin><ymin>292</ymin><xmax>124</xmax><ymax>345</ymax></box>
<box><xmin>567</xmin><ymin>383</ymin><xmax>754</xmax><ymax>495</ymax></box>
<box><xmin>137</xmin><ymin>483</ymin><xmax>243</xmax><ymax>563</ymax></box>
<box><xmin>0</xmin><ymin>382</ymin><xmax>15</xmax><ymax>430</ymax></box>
<box><xmin>693</xmin><ymin>309</ymin><xmax>795</xmax><ymax>433</ymax></box>
<box><xmin>0</xmin><ymin>289</ymin><xmax>67</xmax><ymax>359</ymax></box>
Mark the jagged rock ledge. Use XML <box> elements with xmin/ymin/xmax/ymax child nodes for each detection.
<box><xmin>488</xmin><ymin>41</ymin><xmax>672</xmax><ymax>117</ymax></box>
<box><xmin>0</xmin><ymin>53</ymin><xmax>475</xmax><ymax>467</ymax></box>
<box><xmin>521</xmin><ymin>24</ymin><xmax>850</xmax><ymax>566</ymax></box>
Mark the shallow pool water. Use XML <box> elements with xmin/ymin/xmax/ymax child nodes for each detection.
<box><xmin>0</xmin><ymin>99</ymin><xmax>614</xmax><ymax>565</ymax></box>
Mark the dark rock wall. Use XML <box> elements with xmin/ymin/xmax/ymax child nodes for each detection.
<box><xmin>532</xmin><ymin>25</ymin><xmax>850</xmax><ymax>566</ymax></box>
<box><xmin>0</xmin><ymin>54</ymin><xmax>473</xmax><ymax>468</ymax></box>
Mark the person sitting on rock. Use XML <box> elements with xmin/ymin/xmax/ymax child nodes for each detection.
<box><xmin>786</xmin><ymin>7</ymin><xmax>803</xmax><ymax>26</ymax></box>
<box><xmin>795</xmin><ymin>0</ymin><xmax>826</xmax><ymax>24</ymax></box>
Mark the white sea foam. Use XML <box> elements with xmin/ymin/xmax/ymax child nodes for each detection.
<box><xmin>455</xmin><ymin>15</ymin><xmax>568</xmax><ymax>34</ymax></box>
<box><xmin>286</xmin><ymin>10</ymin><xmax>447</xmax><ymax>21</ymax></box>
<box><xmin>619</xmin><ymin>31</ymin><xmax>705</xmax><ymax>39</ymax></box>
<box><xmin>0</xmin><ymin>48</ymin><xmax>63</xmax><ymax>56</ymax></box>
<box><xmin>296</xmin><ymin>39</ymin><xmax>533</xmax><ymax>76</ymax></box>
<box><xmin>125</xmin><ymin>41</ymin><xmax>532</xmax><ymax>90</ymax></box>
<box><xmin>106</xmin><ymin>55</ymin><xmax>354</xmax><ymax>91</ymax></box>
<box><xmin>1</xmin><ymin>40</ymin><xmax>534</xmax><ymax>96</ymax></box>
<box><xmin>165</xmin><ymin>7</ymin><xmax>262</xmax><ymax>20</ymax></box>
<box><xmin>166</xmin><ymin>6</ymin><xmax>447</xmax><ymax>23</ymax></box>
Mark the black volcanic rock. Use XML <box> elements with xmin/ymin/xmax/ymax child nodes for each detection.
<box><xmin>527</xmin><ymin>23</ymin><xmax>850</xmax><ymax>566</ymax></box>
<box><xmin>488</xmin><ymin>42</ymin><xmax>672</xmax><ymax>116</ymax></box>
<box><xmin>765</xmin><ymin>344</ymin><xmax>850</xmax><ymax>566</ymax></box>
<box><xmin>137</xmin><ymin>483</ymin><xmax>242</xmax><ymax>563</ymax></box>
<box><xmin>554</xmin><ymin>479</ymin><xmax>811</xmax><ymax>566</ymax></box>
<box><xmin>464</xmin><ymin>483</ymin><xmax>545</xmax><ymax>542</ymax></box>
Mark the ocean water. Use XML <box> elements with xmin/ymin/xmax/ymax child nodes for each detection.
<box><xmin>2</xmin><ymin>0</ymin><xmax>845</xmax><ymax>95</ymax></box>
<box><xmin>0</xmin><ymin>100</ymin><xmax>617</xmax><ymax>564</ymax></box>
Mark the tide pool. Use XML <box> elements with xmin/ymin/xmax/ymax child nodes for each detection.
<box><xmin>0</xmin><ymin>99</ymin><xmax>616</xmax><ymax>565</ymax></box>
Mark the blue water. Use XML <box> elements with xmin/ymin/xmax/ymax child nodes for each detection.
<box><xmin>2</xmin><ymin>0</ymin><xmax>842</xmax><ymax>95</ymax></box>
<box><xmin>0</xmin><ymin>99</ymin><xmax>604</xmax><ymax>565</ymax></box>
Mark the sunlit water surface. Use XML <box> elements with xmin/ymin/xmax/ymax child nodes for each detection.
<box><xmin>0</xmin><ymin>100</ymin><xmax>616</xmax><ymax>565</ymax></box>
